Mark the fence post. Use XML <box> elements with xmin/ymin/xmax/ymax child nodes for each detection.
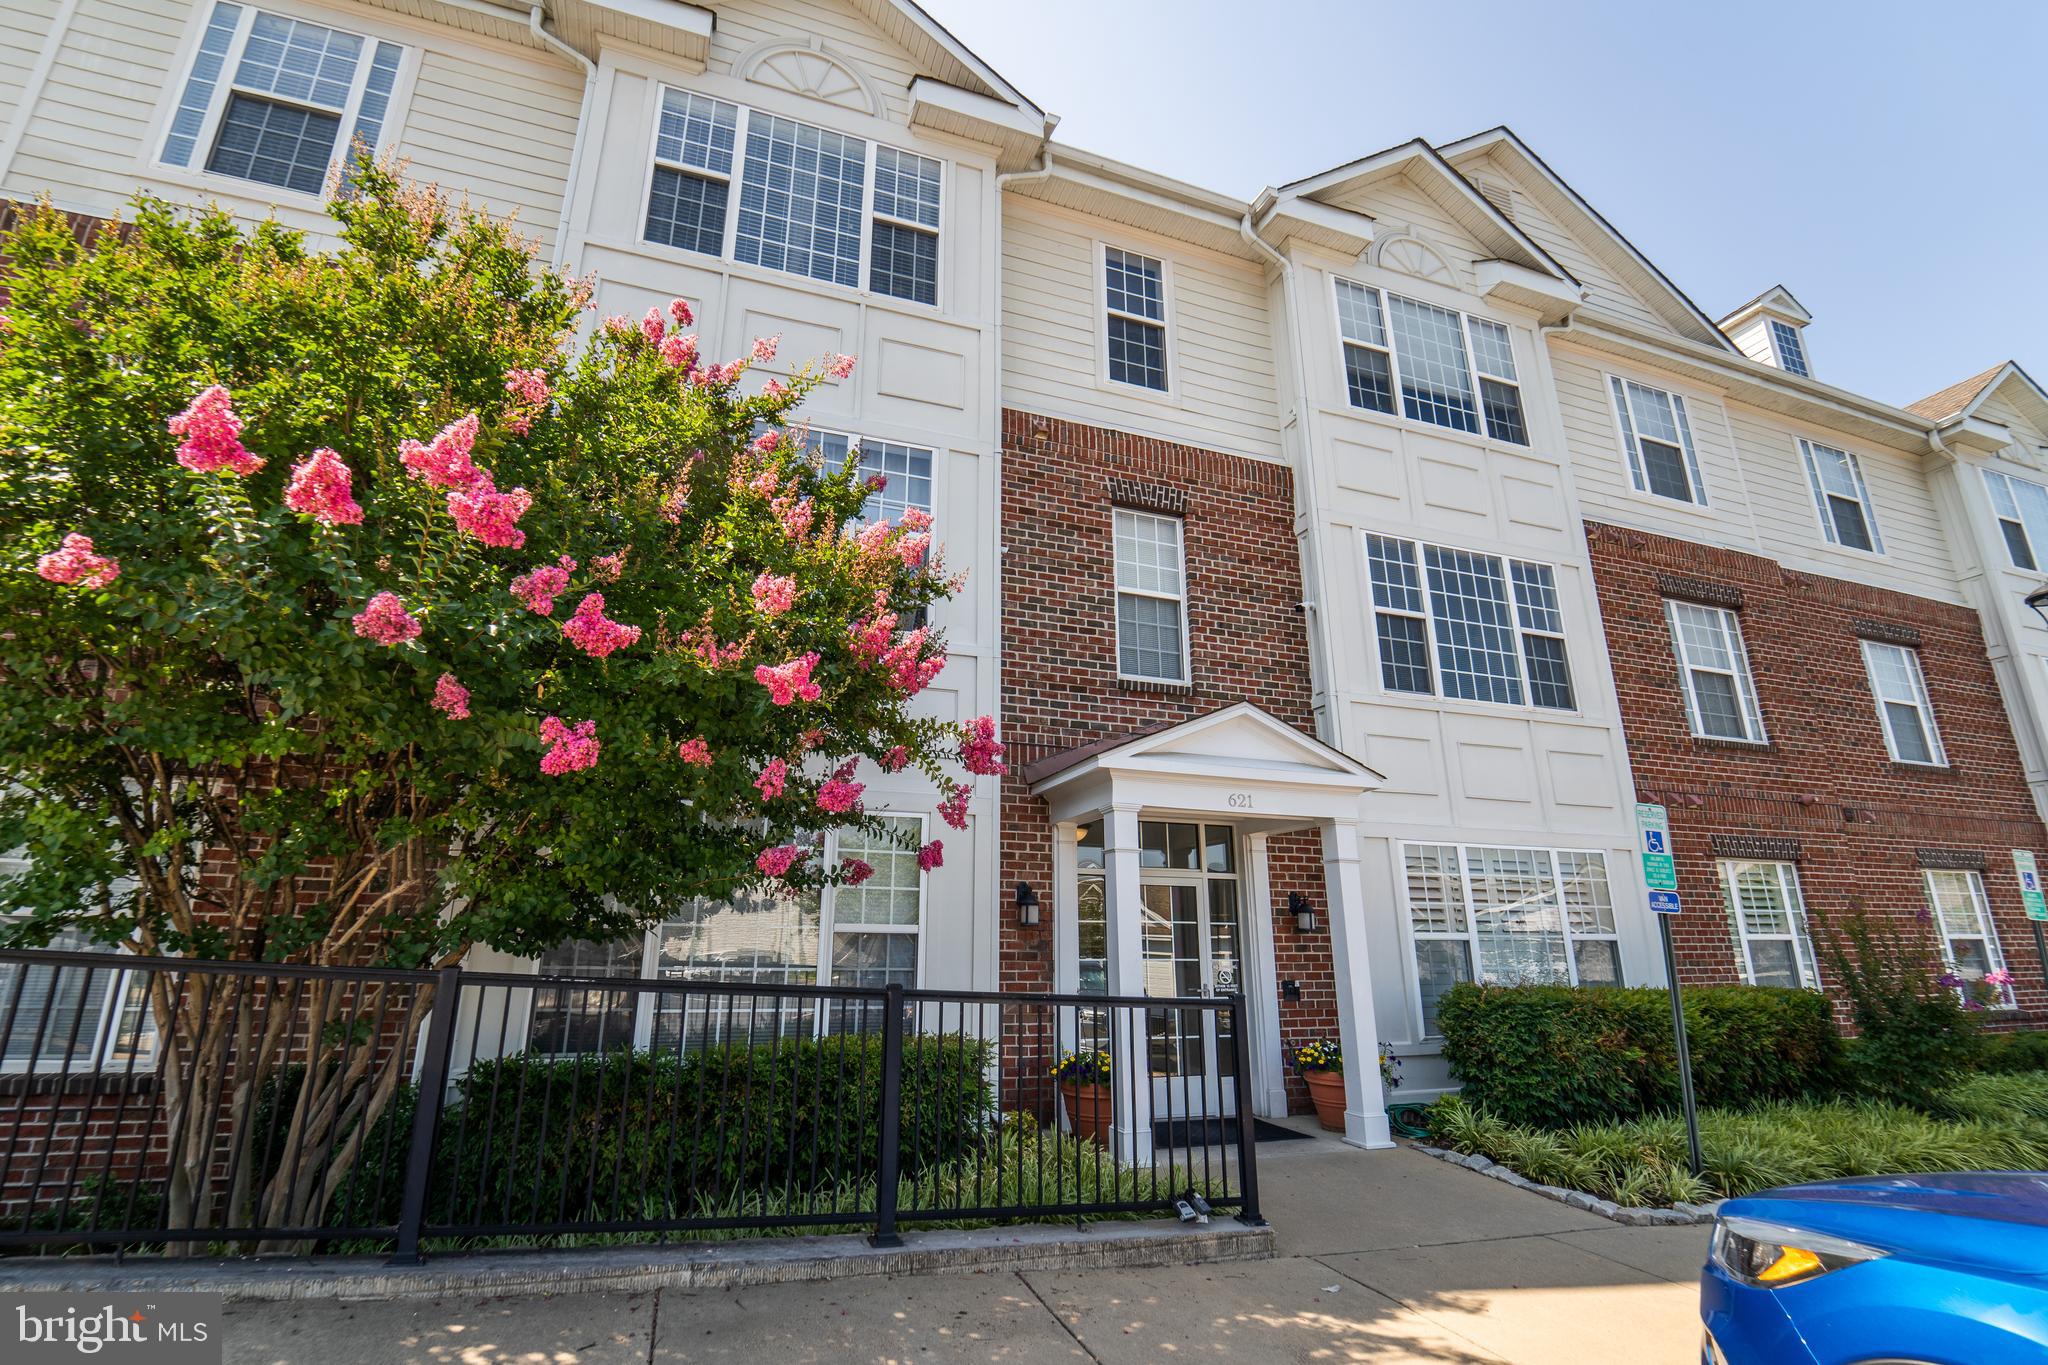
<box><xmin>1228</xmin><ymin>992</ymin><xmax>1264</xmax><ymax>1227</ymax></box>
<box><xmin>388</xmin><ymin>965</ymin><xmax>462</xmax><ymax>1267</ymax></box>
<box><xmin>868</xmin><ymin>982</ymin><xmax>905</xmax><ymax>1248</ymax></box>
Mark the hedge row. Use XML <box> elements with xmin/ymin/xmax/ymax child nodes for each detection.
<box><xmin>1435</xmin><ymin>983</ymin><xmax>1844</xmax><ymax>1128</ymax></box>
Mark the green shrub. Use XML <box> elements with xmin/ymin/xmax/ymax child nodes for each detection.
<box><xmin>1980</xmin><ymin>1031</ymin><xmax>2048</xmax><ymax>1074</ymax></box>
<box><xmin>1814</xmin><ymin>901</ymin><xmax>1982</xmax><ymax>1108</ymax></box>
<box><xmin>1435</xmin><ymin>982</ymin><xmax>1843</xmax><ymax>1127</ymax></box>
<box><xmin>1935</xmin><ymin>1071</ymin><xmax>2048</xmax><ymax>1123</ymax></box>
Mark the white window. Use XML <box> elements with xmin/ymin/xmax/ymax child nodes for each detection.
<box><xmin>527</xmin><ymin>937</ymin><xmax>646</xmax><ymax>1055</ymax></box>
<box><xmin>0</xmin><ymin>852</ymin><xmax>154</xmax><ymax>1073</ymax></box>
<box><xmin>1366</xmin><ymin>535</ymin><xmax>1574</xmax><ymax>709</ymax></box>
<box><xmin>1405</xmin><ymin>843</ymin><xmax>1621</xmax><ymax>1035</ymax></box>
<box><xmin>1611</xmin><ymin>377</ymin><xmax>1707</xmax><ymax>504</ymax></box>
<box><xmin>161</xmin><ymin>3</ymin><xmax>404</xmax><ymax>196</ymax></box>
<box><xmin>1113</xmin><ymin>509</ymin><xmax>1187</xmax><ymax>682</ymax></box>
<box><xmin>1666</xmin><ymin>601</ymin><xmax>1766</xmax><ymax>742</ymax></box>
<box><xmin>1982</xmin><ymin>469</ymin><xmax>2048</xmax><ymax>571</ymax></box>
<box><xmin>1769</xmin><ymin>319</ymin><xmax>1809</xmax><ymax>378</ymax></box>
<box><xmin>1925</xmin><ymin>869</ymin><xmax>2013</xmax><ymax>1007</ymax></box>
<box><xmin>1718</xmin><ymin>861</ymin><xmax>1819</xmax><ymax>989</ymax></box>
<box><xmin>1800</xmin><ymin>439</ymin><xmax>1883</xmax><ymax>553</ymax></box>
<box><xmin>1104</xmin><ymin>247</ymin><xmax>1168</xmax><ymax>391</ymax></box>
<box><xmin>1333</xmin><ymin>280</ymin><xmax>1528</xmax><ymax>444</ymax></box>
<box><xmin>800</xmin><ymin>428</ymin><xmax>934</xmax><ymax>524</ymax></box>
<box><xmin>1861</xmin><ymin>640</ymin><xmax>1946</xmax><ymax>766</ymax></box>
<box><xmin>641</xmin><ymin>86</ymin><xmax>941</xmax><ymax>305</ymax></box>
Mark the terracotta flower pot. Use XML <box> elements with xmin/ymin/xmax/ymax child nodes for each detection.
<box><xmin>1061</xmin><ymin>1081</ymin><xmax>1114</xmax><ymax>1143</ymax></box>
<box><xmin>1302</xmin><ymin>1069</ymin><xmax>1347</xmax><ymax>1132</ymax></box>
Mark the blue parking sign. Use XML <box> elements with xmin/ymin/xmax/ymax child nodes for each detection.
<box><xmin>1648</xmin><ymin>889</ymin><xmax>1682</xmax><ymax>915</ymax></box>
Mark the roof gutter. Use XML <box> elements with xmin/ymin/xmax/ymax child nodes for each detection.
<box><xmin>528</xmin><ymin>4</ymin><xmax>598</xmax><ymax>268</ymax></box>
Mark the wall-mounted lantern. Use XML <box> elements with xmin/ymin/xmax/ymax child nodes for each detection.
<box><xmin>1287</xmin><ymin>890</ymin><xmax>1319</xmax><ymax>933</ymax></box>
<box><xmin>1015</xmin><ymin>881</ymin><xmax>1041</xmax><ymax>927</ymax></box>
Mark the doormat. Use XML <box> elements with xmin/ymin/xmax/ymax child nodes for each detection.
<box><xmin>1151</xmin><ymin>1116</ymin><xmax>1314</xmax><ymax>1145</ymax></box>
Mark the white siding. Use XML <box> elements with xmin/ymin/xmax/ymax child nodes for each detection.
<box><xmin>0</xmin><ymin>0</ymin><xmax>65</xmax><ymax>138</ymax></box>
<box><xmin>707</xmin><ymin>0</ymin><xmax>924</xmax><ymax>123</ymax></box>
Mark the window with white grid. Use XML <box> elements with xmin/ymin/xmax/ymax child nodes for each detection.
<box><xmin>869</xmin><ymin>146</ymin><xmax>941</xmax><ymax>305</ymax></box>
<box><xmin>1861</xmin><ymin>640</ymin><xmax>1945</xmax><ymax>766</ymax></box>
<box><xmin>0</xmin><ymin>854</ymin><xmax>153</xmax><ymax>1073</ymax></box>
<box><xmin>1924</xmin><ymin>869</ymin><xmax>2012</xmax><ymax>1007</ymax></box>
<box><xmin>1982</xmin><ymin>469</ymin><xmax>2048</xmax><ymax>571</ymax></box>
<box><xmin>1423</xmin><ymin>545</ymin><xmax>1523</xmax><ymax>705</ymax></box>
<box><xmin>1800</xmin><ymin>439</ymin><xmax>1883</xmax><ymax>554</ymax></box>
<box><xmin>1365</xmin><ymin>535</ymin><xmax>1574</xmax><ymax>710</ymax></box>
<box><xmin>1404</xmin><ymin>843</ymin><xmax>1620</xmax><ymax>1035</ymax></box>
<box><xmin>1718</xmin><ymin>861</ymin><xmax>1818</xmax><ymax>989</ymax></box>
<box><xmin>1104</xmin><ymin>247</ymin><xmax>1168</xmax><ymax>391</ymax></box>
<box><xmin>1334</xmin><ymin>279</ymin><xmax>1394</xmax><ymax>414</ymax></box>
<box><xmin>160</xmin><ymin>4</ymin><xmax>404</xmax><ymax>196</ymax></box>
<box><xmin>1386</xmin><ymin>294</ymin><xmax>1479</xmax><ymax>433</ymax></box>
<box><xmin>645</xmin><ymin>88</ymin><xmax>739</xmax><ymax>257</ymax></box>
<box><xmin>734</xmin><ymin>112</ymin><xmax>867</xmax><ymax>289</ymax></box>
<box><xmin>1769</xmin><ymin>320</ymin><xmax>1810</xmax><ymax>377</ymax></box>
<box><xmin>828</xmin><ymin>816</ymin><xmax>924</xmax><ymax>990</ymax></box>
<box><xmin>1113</xmin><ymin>509</ymin><xmax>1187</xmax><ymax>681</ymax></box>
<box><xmin>527</xmin><ymin>937</ymin><xmax>645</xmax><ymax>1055</ymax></box>
<box><xmin>1666</xmin><ymin>601</ymin><xmax>1766</xmax><ymax>741</ymax></box>
<box><xmin>1334</xmin><ymin>281</ymin><xmax>1526</xmax><ymax>443</ymax></box>
<box><xmin>1611</xmin><ymin>377</ymin><xmax>1707</xmax><ymax>504</ymax></box>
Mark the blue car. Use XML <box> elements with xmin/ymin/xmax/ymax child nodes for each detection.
<box><xmin>1702</xmin><ymin>1172</ymin><xmax>2048</xmax><ymax>1364</ymax></box>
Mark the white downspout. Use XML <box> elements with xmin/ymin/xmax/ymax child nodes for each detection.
<box><xmin>529</xmin><ymin>5</ymin><xmax>598</xmax><ymax>268</ymax></box>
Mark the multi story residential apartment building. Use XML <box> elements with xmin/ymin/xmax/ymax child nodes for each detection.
<box><xmin>5</xmin><ymin>0</ymin><xmax>2044</xmax><ymax>1143</ymax></box>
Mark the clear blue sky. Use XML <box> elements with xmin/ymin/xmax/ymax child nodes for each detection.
<box><xmin>923</xmin><ymin>0</ymin><xmax>2046</xmax><ymax>408</ymax></box>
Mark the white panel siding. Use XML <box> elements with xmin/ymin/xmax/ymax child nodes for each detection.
<box><xmin>1000</xmin><ymin>194</ymin><xmax>1282</xmax><ymax>460</ymax></box>
<box><xmin>0</xmin><ymin>0</ymin><xmax>65</xmax><ymax>137</ymax></box>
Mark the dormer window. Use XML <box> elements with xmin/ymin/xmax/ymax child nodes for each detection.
<box><xmin>1769</xmin><ymin>320</ymin><xmax>1809</xmax><ymax>378</ymax></box>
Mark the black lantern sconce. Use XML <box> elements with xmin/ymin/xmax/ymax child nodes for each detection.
<box><xmin>1287</xmin><ymin>890</ymin><xmax>1319</xmax><ymax>933</ymax></box>
<box><xmin>1015</xmin><ymin>881</ymin><xmax>1041</xmax><ymax>927</ymax></box>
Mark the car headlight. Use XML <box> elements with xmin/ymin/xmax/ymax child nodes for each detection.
<box><xmin>1711</xmin><ymin>1215</ymin><xmax>1885</xmax><ymax>1288</ymax></box>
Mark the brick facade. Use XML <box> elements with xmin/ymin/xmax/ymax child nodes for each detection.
<box><xmin>1586</xmin><ymin>520</ymin><xmax>2048</xmax><ymax>1024</ymax></box>
<box><xmin>997</xmin><ymin>409</ymin><xmax>1338</xmax><ymax>1112</ymax></box>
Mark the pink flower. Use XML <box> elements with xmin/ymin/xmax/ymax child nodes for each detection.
<box><xmin>1985</xmin><ymin>968</ymin><xmax>2015</xmax><ymax>988</ymax></box>
<box><xmin>169</xmin><ymin>385</ymin><xmax>263</xmax><ymax>476</ymax></box>
<box><xmin>762</xmin><ymin>378</ymin><xmax>788</xmax><ymax>399</ymax></box>
<box><xmin>693</xmin><ymin>360</ymin><xmax>744</xmax><ymax>388</ymax></box>
<box><xmin>825</xmin><ymin>353</ymin><xmax>857</xmax><ymax>380</ymax></box>
<box><xmin>602</xmin><ymin>314</ymin><xmax>633</xmax><ymax>339</ymax></box>
<box><xmin>881</xmin><ymin>627</ymin><xmax>944</xmax><ymax>695</ymax></box>
<box><xmin>899</xmin><ymin>508</ymin><xmax>933</xmax><ymax>533</ymax></box>
<box><xmin>754</xmin><ymin>757</ymin><xmax>788</xmax><ymax>801</ymax></box>
<box><xmin>959</xmin><ymin>715</ymin><xmax>1007</xmax><ymax>776</ymax></box>
<box><xmin>937</xmin><ymin>783</ymin><xmax>971</xmax><ymax>830</ymax></box>
<box><xmin>894</xmin><ymin>531</ymin><xmax>931</xmax><ymax>568</ymax></box>
<box><xmin>752</xmin><ymin>334</ymin><xmax>779</xmax><ymax>362</ymax></box>
<box><xmin>641</xmin><ymin>307</ymin><xmax>666</xmax><ymax>344</ymax></box>
<box><xmin>352</xmin><ymin>591</ymin><xmax>421</xmax><ymax>646</ymax></box>
<box><xmin>447</xmin><ymin>470</ymin><xmax>533</xmax><ymax>549</ymax></box>
<box><xmin>431</xmin><ymin>672</ymin><xmax>470</xmax><ymax>719</ymax></box>
<box><xmin>841</xmin><ymin>858</ymin><xmax>875</xmax><ymax>886</ymax></box>
<box><xmin>538</xmin><ymin>715</ymin><xmax>601</xmax><ymax>775</ymax></box>
<box><xmin>659</xmin><ymin>333</ymin><xmax>698</xmax><ymax>370</ymax></box>
<box><xmin>677</xmin><ymin>737</ymin><xmax>713</xmax><ymax>766</ymax></box>
<box><xmin>916</xmin><ymin>840</ymin><xmax>944</xmax><ymax>872</ymax></box>
<box><xmin>592</xmin><ymin>552</ymin><xmax>626</xmax><ymax>582</ymax></box>
<box><xmin>511</xmin><ymin>557</ymin><xmax>574</xmax><ymax>615</ymax></box>
<box><xmin>561</xmin><ymin>592</ymin><xmax>642</xmax><ymax>658</ymax></box>
<box><xmin>775</xmin><ymin>496</ymin><xmax>816</xmax><ymax>540</ymax></box>
<box><xmin>751</xmin><ymin>572</ymin><xmax>797</xmax><ymax>617</ymax></box>
<box><xmin>882</xmin><ymin>745</ymin><xmax>909</xmax><ymax>772</ymax></box>
<box><xmin>283</xmin><ymin>448</ymin><xmax>363</xmax><ymax>525</ymax></box>
<box><xmin>756</xmin><ymin>844</ymin><xmax>803</xmax><ymax>878</ymax></box>
<box><xmin>854</xmin><ymin>519</ymin><xmax>894</xmax><ymax>558</ymax></box>
<box><xmin>668</xmin><ymin>297</ymin><xmax>694</xmax><ymax>327</ymax></box>
<box><xmin>754</xmin><ymin>651</ymin><xmax>822</xmax><ymax>706</ymax></box>
<box><xmin>750</xmin><ymin>428</ymin><xmax>782</xmax><ymax>456</ymax></box>
<box><xmin>816</xmin><ymin>775</ymin><xmax>864</xmax><ymax>814</ymax></box>
<box><xmin>504</xmin><ymin>367</ymin><xmax>550</xmax><ymax>407</ymax></box>
<box><xmin>400</xmin><ymin>414</ymin><xmax>482</xmax><ymax>490</ymax></box>
<box><xmin>35</xmin><ymin>533</ymin><xmax>119</xmax><ymax>588</ymax></box>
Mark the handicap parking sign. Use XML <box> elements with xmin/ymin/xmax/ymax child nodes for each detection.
<box><xmin>1644</xmin><ymin>830</ymin><xmax>1666</xmax><ymax>854</ymax></box>
<box><xmin>1648</xmin><ymin>889</ymin><xmax>1682</xmax><ymax>915</ymax></box>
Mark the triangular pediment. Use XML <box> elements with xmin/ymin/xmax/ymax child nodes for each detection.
<box><xmin>1106</xmin><ymin>704</ymin><xmax>1380</xmax><ymax>783</ymax></box>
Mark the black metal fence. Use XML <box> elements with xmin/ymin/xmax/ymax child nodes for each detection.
<box><xmin>0</xmin><ymin>949</ymin><xmax>1261</xmax><ymax>1259</ymax></box>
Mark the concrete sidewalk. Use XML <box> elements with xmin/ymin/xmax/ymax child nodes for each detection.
<box><xmin>221</xmin><ymin>1130</ymin><xmax>1708</xmax><ymax>1363</ymax></box>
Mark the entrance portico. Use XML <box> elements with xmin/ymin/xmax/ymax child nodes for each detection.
<box><xmin>1021</xmin><ymin>703</ymin><xmax>1392</xmax><ymax>1154</ymax></box>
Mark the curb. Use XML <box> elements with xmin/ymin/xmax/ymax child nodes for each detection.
<box><xmin>0</xmin><ymin>1218</ymin><xmax>1274</xmax><ymax>1302</ymax></box>
<box><xmin>1410</xmin><ymin>1142</ymin><xmax>1721</xmax><ymax>1226</ymax></box>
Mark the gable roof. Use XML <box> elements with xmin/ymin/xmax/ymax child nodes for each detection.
<box><xmin>1718</xmin><ymin>283</ymin><xmax>1811</xmax><ymax>329</ymax></box>
<box><xmin>846</xmin><ymin>0</ymin><xmax>1042</xmax><ymax>118</ymax></box>
<box><xmin>1435</xmin><ymin>126</ymin><xmax>1737</xmax><ymax>353</ymax></box>
<box><xmin>1908</xmin><ymin>360</ymin><xmax>2048</xmax><ymax>436</ymax></box>
<box><xmin>1022</xmin><ymin>702</ymin><xmax>1381</xmax><ymax>790</ymax></box>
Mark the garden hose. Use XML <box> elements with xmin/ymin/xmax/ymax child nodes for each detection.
<box><xmin>1387</xmin><ymin>1102</ymin><xmax>1432</xmax><ymax>1140</ymax></box>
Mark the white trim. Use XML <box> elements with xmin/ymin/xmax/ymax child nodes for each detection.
<box><xmin>1328</xmin><ymin>274</ymin><xmax>1531</xmax><ymax>447</ymax></box>
<box><xmin>1924</xmin><ymin>868</ymin><xmax>2014</xmax><ymax>1008</ymax></box>
<box><xmin>1860</xmin><ymin>639</ymin><xmax>1947</xmax><ymax>767</ymax></box>
<box><xmin>1798</xmin><ymin>437</ymin><xmax>1885</xmax><ymax>556</ymax></box>
<box><xmin>1666</xmin><ymin>599</ymin><xmax>1767</xmax><ymax>743</ymax></box>
<box><xmin>1097</xmin><ymin>239</ymin><xmax>1175</xmax><ymax>398</ymax></box>
<box><xmin>1609</xmin><ymin>372</ymin><xmax>1708</xmax><ymax>506</ymax></box>
<box><xmin>1111</xmin><ymin>506</ymin><xmax>1191</xmax><ymax>685</ymax></box>
<box><xmin>1717</xmin><ymin>859</ymin><xmax>1819</xmax><ymax>989</ymax></box>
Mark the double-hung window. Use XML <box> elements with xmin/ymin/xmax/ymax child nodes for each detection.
<box><xmin>1611</xmin><ymin>378</ymin><xmax>1707</xmax><ymax>504</ymax></box>
<box><xmin>1334</xmin><ymin>280</ymin><xmax>1527</xmax><ymax>444</ymax></box>
<box><xmin>162</xmin><ymin>4</ymin><xmax>405</xmax><ymax>196</ymax></box>
<box><xmin>1861</xmin><ymin>640</ymin><xmax>1945</xmax><ymax>766</ymax></box>
<box><xmin>1769</xmin><ymin>320</ymin><xmax>1810</xmax><ymax>377</ymax></box>
<box><xmin>1924</xmin><ymin>869</ymin><xmax>2013</xmax><ymax>1007</ymax></box>
<box><xmin>1800</xmin><ymin>439</ymin><xmax>1883</xmax><ymax>553</ymax></box>
<box><xmin>1719</xmin><ymin>860</ymin><xmax>1819</xmax><ymax>989</ymax></box>
<box><xmin>1104</xmin><ymin>247</ymin><xmax>1168</xmax><ymax>391</ymax></box>
<box><xmin>1982</xmin><ymin>469</ymin><xmax>2048</xmax><ymax>571</ymax></box>
<box><xmin>1365</xmin><ymin>535</ymin><xmax>1575</xmax><ymax>709</ymax></box>
<box><xmin>1113</xmin><ymin>509</ymin><xmax>1187</xmax><ymax>682</ymax></box>
<box><xmin>642</xmin><ymin>87</ymin><xmax>942</xmax><ymax>304</ymax></box>
<box><xmin>1405</xmin><ymin>843</ymin><xmax>1620</xmax><ymax>1035</ymax></box>
<box><xmin>1666</xmin><ymin>601</ymin><xmax>1766</xmax><ymax>742</ymax></box>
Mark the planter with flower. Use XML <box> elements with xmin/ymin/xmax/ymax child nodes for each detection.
<box><xmin>1052</xmin><ymin>1050</ymin><xmax>1116</xmax><ymax>1142</ymax></box>
<box><xmin>1289</xmin><ymin>1038</ymin><xmax>1347</xmax><ymax>1130</ymax></box>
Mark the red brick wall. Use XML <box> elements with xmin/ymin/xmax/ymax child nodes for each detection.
<box><xmin>1586</xmin><ymin>520</ymin><xmax>2048</xmax><ymax>1024</ymax></box>
<box><xmin>997</xmin><ymin>410</ymin><xmax>1337</xmax><ymax>1112</ymax></box>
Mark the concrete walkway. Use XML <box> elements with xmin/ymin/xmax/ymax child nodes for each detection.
<box><xmin>221</xmin><ymin>1129</ymin><xmax>1708</xmax><ymax>1363</ymax></box>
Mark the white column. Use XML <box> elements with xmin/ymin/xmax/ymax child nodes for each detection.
<box><xmin>1322</xmin><ymin>817</ymin><xmax>1392</xmax><ymax>1149</ymax></box>
<box><xmin>1245</xmin><ymin>833</ymin><xmax>1288</xmax><ymax>1119</ymax></box>
<box><xmin>1102</xmin><ymin>803</ymin><xmax>1154</xmax><ymax>1164</ymax></box>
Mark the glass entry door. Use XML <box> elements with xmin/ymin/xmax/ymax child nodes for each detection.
<box><xmin>1138</xmin><ymin>821</ymin><xmax>1242</xmax><ymax>1120</ymax></box>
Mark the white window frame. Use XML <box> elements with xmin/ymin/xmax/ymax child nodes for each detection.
<box><xmin>1099</xmin><ymin>242</ymin><xmax>1173</xmax><ymax>396</ymax></box>
<box><xmin>1400</xmin><ymin>841</ymin><xmax>1622</xmax><ymax>1038</ymax></box>
<box><xmin>638</xmin><ymin>82</ymin><xmax>946</xmax><ymax>309</ymax></box>
<box><xmin>1609</xmin><ymin>375</ymin><xmax>1709</xmax><ymax>505</ymax></box>
<box><xmin>1666</xmin><ymin>600</ymin><xmax>1767</xmax><ymax>743</ymax></box>
<box><xmin>1860</xmin><ymin>640</ymin><xmax>1947</xmax><ymax>767</ymax></box>
<box><xmin>1329</xmin><ymin>277</ymin><xmax>1529</xmax><ymax>445</ymax></box>
<box><xmin>1717</xmin><ymin>860</ymin><xmax>1819</xmax><ymax>989</ymax></box>
<box><xmin>1924</xmin><ymin>869</ymin><xmax>2013</xmax><ymax>1008</ymax></box>
<box><xmin>867</xmin><ymin>145</ymin><xmax>944</xmax><ymax>307</ymax></box>
<box><xmin>1768</xmin><ymin>319</ymin><xmax>1810</xmax><ymax>377</ymax></box>
<box><xmin>156</xmin><ymin>1</ymin><xmax>407</xmax><ymax>200</ymax></box>
<box><xmin>1798</xmin><ymin>438</ymin><xmax>1885</xmax><ymax>555</ymax></box>
<box><xmin>1363</xmin><ymin>533</ymin><xmax>1577</xmax><ymax>712</ymax></box>
<box><xmin>0</xmin><ymin>853</ymin><xmax>155</xmax><ymax>1074</ymax></box>
<box><xmin>783</xmin><ymin>425</ymin><xmax>936</xmax><ymax>525</ymax></box>
<box><xmin>1112</xmin><ymin>508</ymin><xmax>1191</xmax><ymax>683</ymax></box>
<box><xmin>1982</xmin><ymin>468</ymin><xmax>2048</xmax><ymax>571</ymax></box>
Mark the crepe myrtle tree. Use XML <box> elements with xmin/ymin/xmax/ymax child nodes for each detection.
<box><xmin>0</xmin><ymin>163</ymin><xmax>1002</xmax><ymax>1238</ymax></box>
